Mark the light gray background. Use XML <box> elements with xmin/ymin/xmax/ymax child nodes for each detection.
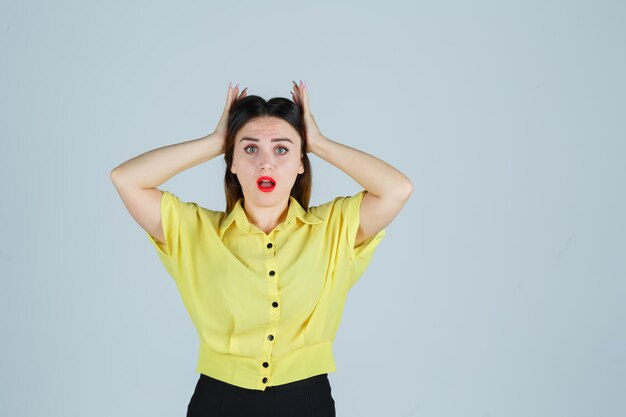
<box><xmin>1</xmin><ymin>0</ymin><xmax>624</xmax><ymax>416</ymax></box>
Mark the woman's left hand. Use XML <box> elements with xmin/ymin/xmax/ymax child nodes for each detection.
<box><xmin>291</xmin><ymin>80</ymin><xmax>325</xmax><ymax>153</ymax></box>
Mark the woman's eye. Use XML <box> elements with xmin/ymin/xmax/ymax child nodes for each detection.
<box><xmin>243</xmin><ymin>145</ymin><xmax>289</xmax><ymax>154</ymax></box>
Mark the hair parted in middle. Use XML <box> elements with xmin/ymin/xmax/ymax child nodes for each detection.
<box><xmin>223</xmin><ymin>95</ymin><xmax>312</xmax><ymax>213</ymax></box>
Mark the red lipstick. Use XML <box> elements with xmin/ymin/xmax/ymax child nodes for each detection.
<box><xmin>257</xmin><ymin>176</ymin><xmax>276</xmax><ymax>193</ymax></box>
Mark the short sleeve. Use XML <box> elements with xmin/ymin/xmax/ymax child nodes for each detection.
<box><xmin>145</xmin><ymin>190</ymin><xmax>190</xmax><ymax>280</ymax></box>
<box><xmin>342</xmin><ymin>190</ymin><xmax>386</xmax><ymax>289</ymax></box>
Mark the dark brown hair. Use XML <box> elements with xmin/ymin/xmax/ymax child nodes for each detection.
<box><xmin>223</xmin><ymin>95</ymin><xmax>312</xmax><ymax>212</ymax></box>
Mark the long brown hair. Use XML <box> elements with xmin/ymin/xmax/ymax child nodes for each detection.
<box><xmin>223</xmin><ymin>95</ymin><xmax>312</xmax><ymax>213</ymax></box>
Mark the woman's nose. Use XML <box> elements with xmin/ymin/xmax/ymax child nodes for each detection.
<box><xmin>259</xmin><ymin>151</ymin><xmax>275</xmax><ymax>169</ymax></box>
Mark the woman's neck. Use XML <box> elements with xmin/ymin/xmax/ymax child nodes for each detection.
<box><xmin>242</xmin><ymin>198</ymin><xmax>290</xmax><ymax>234</ymax></box>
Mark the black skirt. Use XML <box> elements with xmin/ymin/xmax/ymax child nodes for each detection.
<box><xmin>186</xmin><ymin>373</ymin><xmax>336</xmax><ymax>417</ymax></box>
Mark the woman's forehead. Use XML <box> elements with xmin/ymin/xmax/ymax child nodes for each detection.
<box><xmin>238</xmin><ymin>117</ymin><xmax>300</xmax><ymax>141</ymax></box>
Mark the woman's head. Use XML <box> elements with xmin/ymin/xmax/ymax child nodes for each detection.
<box><xmin>224</xmin><ymin>95</ymin><xmax>312</xmax><ymax>212</ymax></box>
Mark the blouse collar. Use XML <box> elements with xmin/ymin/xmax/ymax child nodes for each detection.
<box><xmin>218</xmin><ymin>195</ymin><xmax>323</xmax><ymax>238</ymax></box>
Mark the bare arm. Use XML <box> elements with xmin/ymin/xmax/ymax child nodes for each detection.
<box><xmin>110</xmin><ymin>82</ymin><xmax>248</xmax><ymax>187</ymax></box>
<box><xmin>310</xmin><ymin>136</ymin><xmax>412</xmax><ymax>247</ymax></box>
<box><xmin>110</xmin><ymin>83</ymin><xmax>248</xmax><ymax>243</ymax></box>
<box><xmin>291</xmin><ymin>81</ymin><xmax>412</xmax><ymax>248</ymax></box>
<box><xmin>110</xmin><ymin>133</ymin><xmax>224</xmax><ymax>188</ymax></box>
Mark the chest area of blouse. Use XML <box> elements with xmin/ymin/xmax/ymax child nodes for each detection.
<box><xmin>220</xmin><ymin>225</ymin><xmax>328</xmax><ymax>277</ymax></box>
<box><xmin>181</xmin><ymin>224</ymin><xmax>341</xmax><ymax>314</ymax></box>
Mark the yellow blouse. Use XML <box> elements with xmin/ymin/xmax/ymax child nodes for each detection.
<box><xmin>146</xmin><ymin>189</ymin><xmax>386</xmax><ymax>390</ymax></box>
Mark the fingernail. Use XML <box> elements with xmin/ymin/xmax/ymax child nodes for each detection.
<box><xmin>234</xmin><ymin>83</ymin><xmax>239</xmax><ymax>89</ymax></box>
<box><xmin>228</xmin><ymin>81</ymin><xmax>231</xmax><ymax>89</ymax></box>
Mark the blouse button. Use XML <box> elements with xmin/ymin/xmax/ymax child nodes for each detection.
<box><xmin>267</xmin><ymin>243</ymin><xmax>273</xmax><ymax>249</ymax></box>
<box><xmin>262</xmin><ymin>377</ymin><xmax>268</xmax><ymax>384</ymax></box>
<box><xmin>272</xmin><ymin>302</ymin><xmax>278</xmax><ymax>308</ymax></box>
<box><xmin>269</xmin><ymin>270</ymin><xmax>275</xmax><ymax>277</ymax></box>
<box><xmin>263</xmin><ymin>362</ymin><xmax>269</xmax><ymax>368</ymax></box>
<box><xmin>267</xmin><ymin>334</ymin><xmax>274</xmax><ymax>341</ymax></box>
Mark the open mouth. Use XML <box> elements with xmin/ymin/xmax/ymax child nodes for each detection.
<box><xmin>257</xmin><ymin>176</ymin><xmax>276</xmax><ymax>192</ymax></box>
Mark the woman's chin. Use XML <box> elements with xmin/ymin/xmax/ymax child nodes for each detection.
<box><xmin>244</xmin><ymin>188</ymin><xmax>287</xmax><ymax>203</ymax></box>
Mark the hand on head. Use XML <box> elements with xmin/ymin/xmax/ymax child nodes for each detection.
<box><xmin>213</xmin><ymin>82</ymin><xmax>248</xmax><ymax>143</ymax></box>
<box><xmin>290</xmin><ymin>80</ymin><xmax>324</xmax><ymax>153</ymax></box>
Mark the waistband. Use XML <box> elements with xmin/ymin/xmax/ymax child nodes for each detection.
<box><xmin>196</xmin><ymin>340</ymin><xmax>336</xmax><ymax>390</ymax></box>
<box><xmin>200</xmin><ymin>372</ymin><xmax>328</xmax><ymax>392</ymax></box>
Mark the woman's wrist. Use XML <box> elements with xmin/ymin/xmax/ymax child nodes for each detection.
<box><xmin>204</xmin><ymin>131</ymin><xmax>226</xmax><ymax>157</ymax></box>
<box><xmin>307</xmin><ymin>133</ymin><xmax>329</xmax><ymax>155</ymax></box>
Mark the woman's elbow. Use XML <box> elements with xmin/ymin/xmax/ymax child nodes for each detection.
<box><xmin>399</xmin><ymin>177</ymin><xmax>413</xmax><ymax>200</ymax></box>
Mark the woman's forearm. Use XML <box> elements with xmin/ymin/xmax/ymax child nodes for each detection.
<box><xmin>311</xmin><ymin>135</ymin><xmax>413</xmax><ymax>199</ymax></box>
<box><xmin>110</xmin><ymin>133</ymin><xmax>224</xmax><ymax>189</ymax></box>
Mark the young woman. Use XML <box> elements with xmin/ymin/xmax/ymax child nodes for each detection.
<box><xmin>111</xmin><ymin>81</ymin><xmax>412</xmax><ymax>416</ymax></box>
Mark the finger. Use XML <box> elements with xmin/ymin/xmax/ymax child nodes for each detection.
<box><xmin>225</xmin><ymin>84</ymin><xmax>234</xmax><ymax>107</ymax></box>
<box><xmin>240</xmin><ymin>87</ymin><xmax>248</xmax><ymax>98</ymax></box>
<box><xmin>293</xmin><ymin>80</ymin><xmax>302</xmax><ymax>96</ymax></box>
<box><xmin>301</xmin><ymin>85</ymin><xmax>309</xmax><ymax>112</ymax></box>
<box><xmin>290</xmin><ymin>91</ymin><xmax>299</xmax><ymax>106</ymax></box>
<box><xmin>296</xmin><ymin>84</ymin><xmax>304</xmax><ymax>104</ymax></box>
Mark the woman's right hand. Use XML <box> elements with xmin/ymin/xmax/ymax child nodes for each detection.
<box><xmin>213</xmin><ymin>82</ymin><xmax>248</xmax><ymax>148</ymax></box>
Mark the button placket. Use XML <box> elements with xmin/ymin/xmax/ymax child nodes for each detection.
<box><xmin>261</xmin><ymin>238</ymin><xmax>279</xmax><ymax>386</ymax></box>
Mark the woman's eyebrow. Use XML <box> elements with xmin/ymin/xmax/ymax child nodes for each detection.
<box><xmin>240</xmin><ymin>137</ymin><xmax>294</xmax><ymax>144</ymax></box>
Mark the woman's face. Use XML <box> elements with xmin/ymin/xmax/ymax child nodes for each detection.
<box><xmin>231</xmin><ymin>116</ymin><xmax>304</xmax><ymax>206</ymax></box>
